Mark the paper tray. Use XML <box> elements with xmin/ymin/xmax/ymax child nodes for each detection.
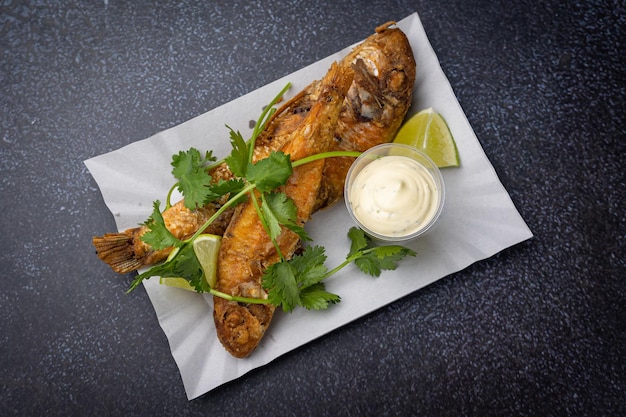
<box><xmin>85</xmin><ymin>12</ymin><xmax>533</xmax><ymax>400</ymax></box>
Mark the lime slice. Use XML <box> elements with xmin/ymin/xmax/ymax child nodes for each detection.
<box><xmin>394</xmin><ymin>108</ymin><xmax>460</xmax><ymax>168</ymax></box>
<box><xmin>159</xmin><ymin>234</ymin><xmax>222</xmax><ymax>291</ymax></box>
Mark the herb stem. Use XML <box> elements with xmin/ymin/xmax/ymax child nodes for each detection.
<box><xmin>314</xmin><ymin>247</ymin><xmax>380</xmax><ymax>281</ymax></box>
<box><xmin>323</xmin><ymin>258</ymin><xmax>354</xmax><ymax>280</ymax></box>
<box><xmin>165</xmin><ymin>182</ymin><xmax>179</xmax><ymax>210</ymax></box>
<box><xmin>187</xmin><ymin>183</ymin><xmax>255</xmax><ymax>243</ymax></box>
<box><xmin>204</xmin><ymin>83</ymin><xmax>292</xmax><ymax>172</ymax></box>
<box><xmin>292</xmin><ymin>150</ymin><xmax>362</xmax><ymax>168</ymax></box>
<box><xmin>249</xmin><ymin>83</ymin><xmax>292</xmax><ymax>163</ymax></box>
<box><xmin>209</xmin><ymin>288</ymin><xmax>271</xmax><ymax>305</ymax></box>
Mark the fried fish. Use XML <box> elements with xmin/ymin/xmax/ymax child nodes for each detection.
<box><xmin>92</xmin><ymin>23</ymin><xmax>415</xmax><ymax>279</ymax></box>
<box><xmin>213</xmin><ymin>62</ymin><xmax>353</xmax><ymax>357</ymax></box>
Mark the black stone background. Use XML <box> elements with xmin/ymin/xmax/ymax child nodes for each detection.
<box><xmin>1</xmin><ymin>1</ymin><xmax>624</xmax><ymax>416</ymax></box>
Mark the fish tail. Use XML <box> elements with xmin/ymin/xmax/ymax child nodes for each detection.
<box><xmin>92</xmin><ymin>231</ymin><xmax>144</xmax><ymax>274</ymax></box>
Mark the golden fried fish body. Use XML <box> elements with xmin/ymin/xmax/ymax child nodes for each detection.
<box><xmin>316</xmin><ymin>22</ymin><xmax>417</xmax><ymax>209</ymax></box>
<box><xmin>213</xmin><ymin>63</ymin><xmax>353</xmax><ymax>358</ymax></box>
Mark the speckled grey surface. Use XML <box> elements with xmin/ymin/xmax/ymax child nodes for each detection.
<box><xmin>1</xmin><ymin>0</ymin><xmax>624</xmax><ymax>416</ymax></box>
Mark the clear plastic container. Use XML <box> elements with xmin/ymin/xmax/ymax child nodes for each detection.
<box><xmin>344</xmin><ymin>143</ymin><xmax>445</xmax><ymax>242</ymax></box>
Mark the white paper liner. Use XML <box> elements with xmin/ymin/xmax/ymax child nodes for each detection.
<box><xmin>85</xmin><ymin>12</ymin><xmax>533</xmax><ymax>400</ymax></box>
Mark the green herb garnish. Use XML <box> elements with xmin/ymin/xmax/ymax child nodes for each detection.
<box><xmin>127</xmin><ymin>84</ymin><xmax>416</xmax><ymax>313</ymax></box>
<box><xmin>262</xmin><ymin>228</ymin><xmax>416</xmax><ymax>312</ymax></box>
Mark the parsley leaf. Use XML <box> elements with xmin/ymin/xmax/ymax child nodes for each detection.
<box><xmin>141</xmin><ymin>200</ymin><xmax>183</xmax><ymax>250</ymax></box>
<box><xmin>171</xmin><ymin>148</ymin><xmax>216</xmax><ymax>210</ymax></box>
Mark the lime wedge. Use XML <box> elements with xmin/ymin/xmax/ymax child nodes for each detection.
<box><xmin>159</xmin><ymin>277</ymin><xmax>196</xmax><ymax>291</ymax></box>
<box><xmin>192</xmin><ymin>234</ymin><xmax>221</xmax><ymax>289</ymax></box>
<box><xmin>159</xmin><ymin>234</ymin><xmax>222</xmax><ymax>291</ymax></box>
<box><xmin>394</xmin><ymin>108</ymin><xmax>460</xmax><ymax>168</ymax></box>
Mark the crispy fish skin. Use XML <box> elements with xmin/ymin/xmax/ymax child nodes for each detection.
<box><xmin>92</xmin><ymin>198</ymin><xmax>234</xmax><ymax>274</ymax></box>
<box><xmin>92</xmin><ymin>23</ymin><xmax>415</xmax><ymax>279</ymax></box>
<box><xmin>315</xmin><ymin>22</ymin><xmax>417</xmax><ymax>210</ymax></box>
<box><xmin>213</xmin><ymin>63</ymin><xmax>353</xmax><ymax>358</ymax></box>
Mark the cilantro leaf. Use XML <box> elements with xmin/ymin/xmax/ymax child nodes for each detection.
<box><xmin>288</xmin><ymin>245</ymin><xmax>328</xmax><ymax>287</ymax></box>
<box><xmin>347</xmin><ymin>227</ymin><xmax>417</xmax><ymax>277</ymax></box>
<box><xmin>261</xmin><ymin>192</ymin><xmax>311</xmax><ymax>242</ymax></box>
<box><xmin>298</xmin><ymin>283</ymin><xmax>341</xmax><ymax>310</ymax></box>
<box><xmin>262</xmin><ymin>245</ymin><xmax>335</xmax><ymax>312</ymax></box>
<box><xmin>261</xmin><ymin>230</ymin><xmax>416</xmax><ymax>313</ymax></box>
<box><xmin>141</xmin><ymin>200</ymin><xmax>183</xmax><ymax>250</ymax></box>
<box><xmin>128</xmin><ymin>242</ymin><xmax>209</xmax><ymax>293</ymax></box>
<box><xmin>263</xmin><ymin>261</ymin><xmax>301</xmax><ymax>312</ymax></box>
<box><xmin>224</xmin><ymin>127</ymin><xmax>249</xmax><ymax>178</ymax></box>
<box><xmin>204</xmin><ymin>178</ymin><xmax>246</xmax><ymax>204</ymax></box>
<box><xmin>171</xmin><ymin>148</ymin><xmax>216</xmax><ymax>210</ymax></box>
<box><xmin>354</xmin><ymin>246</ymin><xmax>415</xmax><ymax>277</ymax></box>
<box><xmin>347</xmin><ymin>226</ymin><xmax>368</xmax><ymax>256</ymax></box>
<box><xmin>247</xmin><ymin>151</ymin><xmax>292</xmax><ymax>192</ymax></box>
<box><xmin>373</xmin><ymin>245</ymin><xmax>416</xmax><ymax>269</ymax></box>
<box><xmin>127</xmin><ymin>83</ymin><xmax>420</xmax><ymax>315</ymax></box>
<box><xmin>259</xmin><ymin>193</ymin><xmax>283</xmax><ymax>241</ymax></box>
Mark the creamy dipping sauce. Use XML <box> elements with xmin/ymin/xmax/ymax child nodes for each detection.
<box><xmin>348</xmin><ymin>155</ymin><xmax>440</xmax><ymax>237</ymax></box>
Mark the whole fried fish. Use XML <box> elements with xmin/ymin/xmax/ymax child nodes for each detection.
<box><xmin>92</xmin><ymin>22</ymin><xmax>415</xmax><ymax>277</ymax></box>
<box><xmin>317</xmin><ymin>21</ymin><xmax>416</xmax><ymax>209</ymax></box>
<box><xmin>213</xmin><ymin>22</ymin><xmax>416</xmax><ymax>358</ymax></box>
<box><xmin>213</xmin><ymin>62</ymin><xmax>353</xmax><ymax>358</ymax></box>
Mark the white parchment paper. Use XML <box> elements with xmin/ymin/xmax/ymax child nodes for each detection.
<box><xmin>85</xmin><ymin>13</ymin><xmax>533</xmax><ymax>400</ymax></box>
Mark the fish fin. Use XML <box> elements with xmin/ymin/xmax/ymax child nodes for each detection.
<box><xmin>375</xmin><ymin>21</ymin><xmax>396</xmax><ymax>33</ymax></box>
<box><xmin>92</xmin><ymin>233</ymin><xmax>143</xmax><ymax>274</ymax></box>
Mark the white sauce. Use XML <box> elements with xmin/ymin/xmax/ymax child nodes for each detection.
<box><xmin>349</xmin><ymin>155</ymin><xmax>440</xmax><ymax>237</ymax></box>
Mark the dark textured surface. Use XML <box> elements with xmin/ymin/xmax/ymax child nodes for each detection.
<box><xmin>1</xmin><ymin>0</ymin><xmax>624</xmax><ymax>416</ymax></box>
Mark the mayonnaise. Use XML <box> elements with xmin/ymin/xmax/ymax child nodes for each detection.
<box><xmin>348</xmin><ymin>155</ymin><xmax>440</xmax><ymax>237</ymax></box>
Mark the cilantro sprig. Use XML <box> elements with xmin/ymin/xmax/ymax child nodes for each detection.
<box><xmin>262</xmin><ymin>227</ymin><xmax>416</xmax><ymax>312</ymax></box>
<box><xmin>170</xmin><ymin>149</ymin><xmax>216</xmax><ymax>210</ymax></box>
<box><xmin>127</xmin><ymin>84</ymin><xmax>416</xmax><ymax>314</ymax></box>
